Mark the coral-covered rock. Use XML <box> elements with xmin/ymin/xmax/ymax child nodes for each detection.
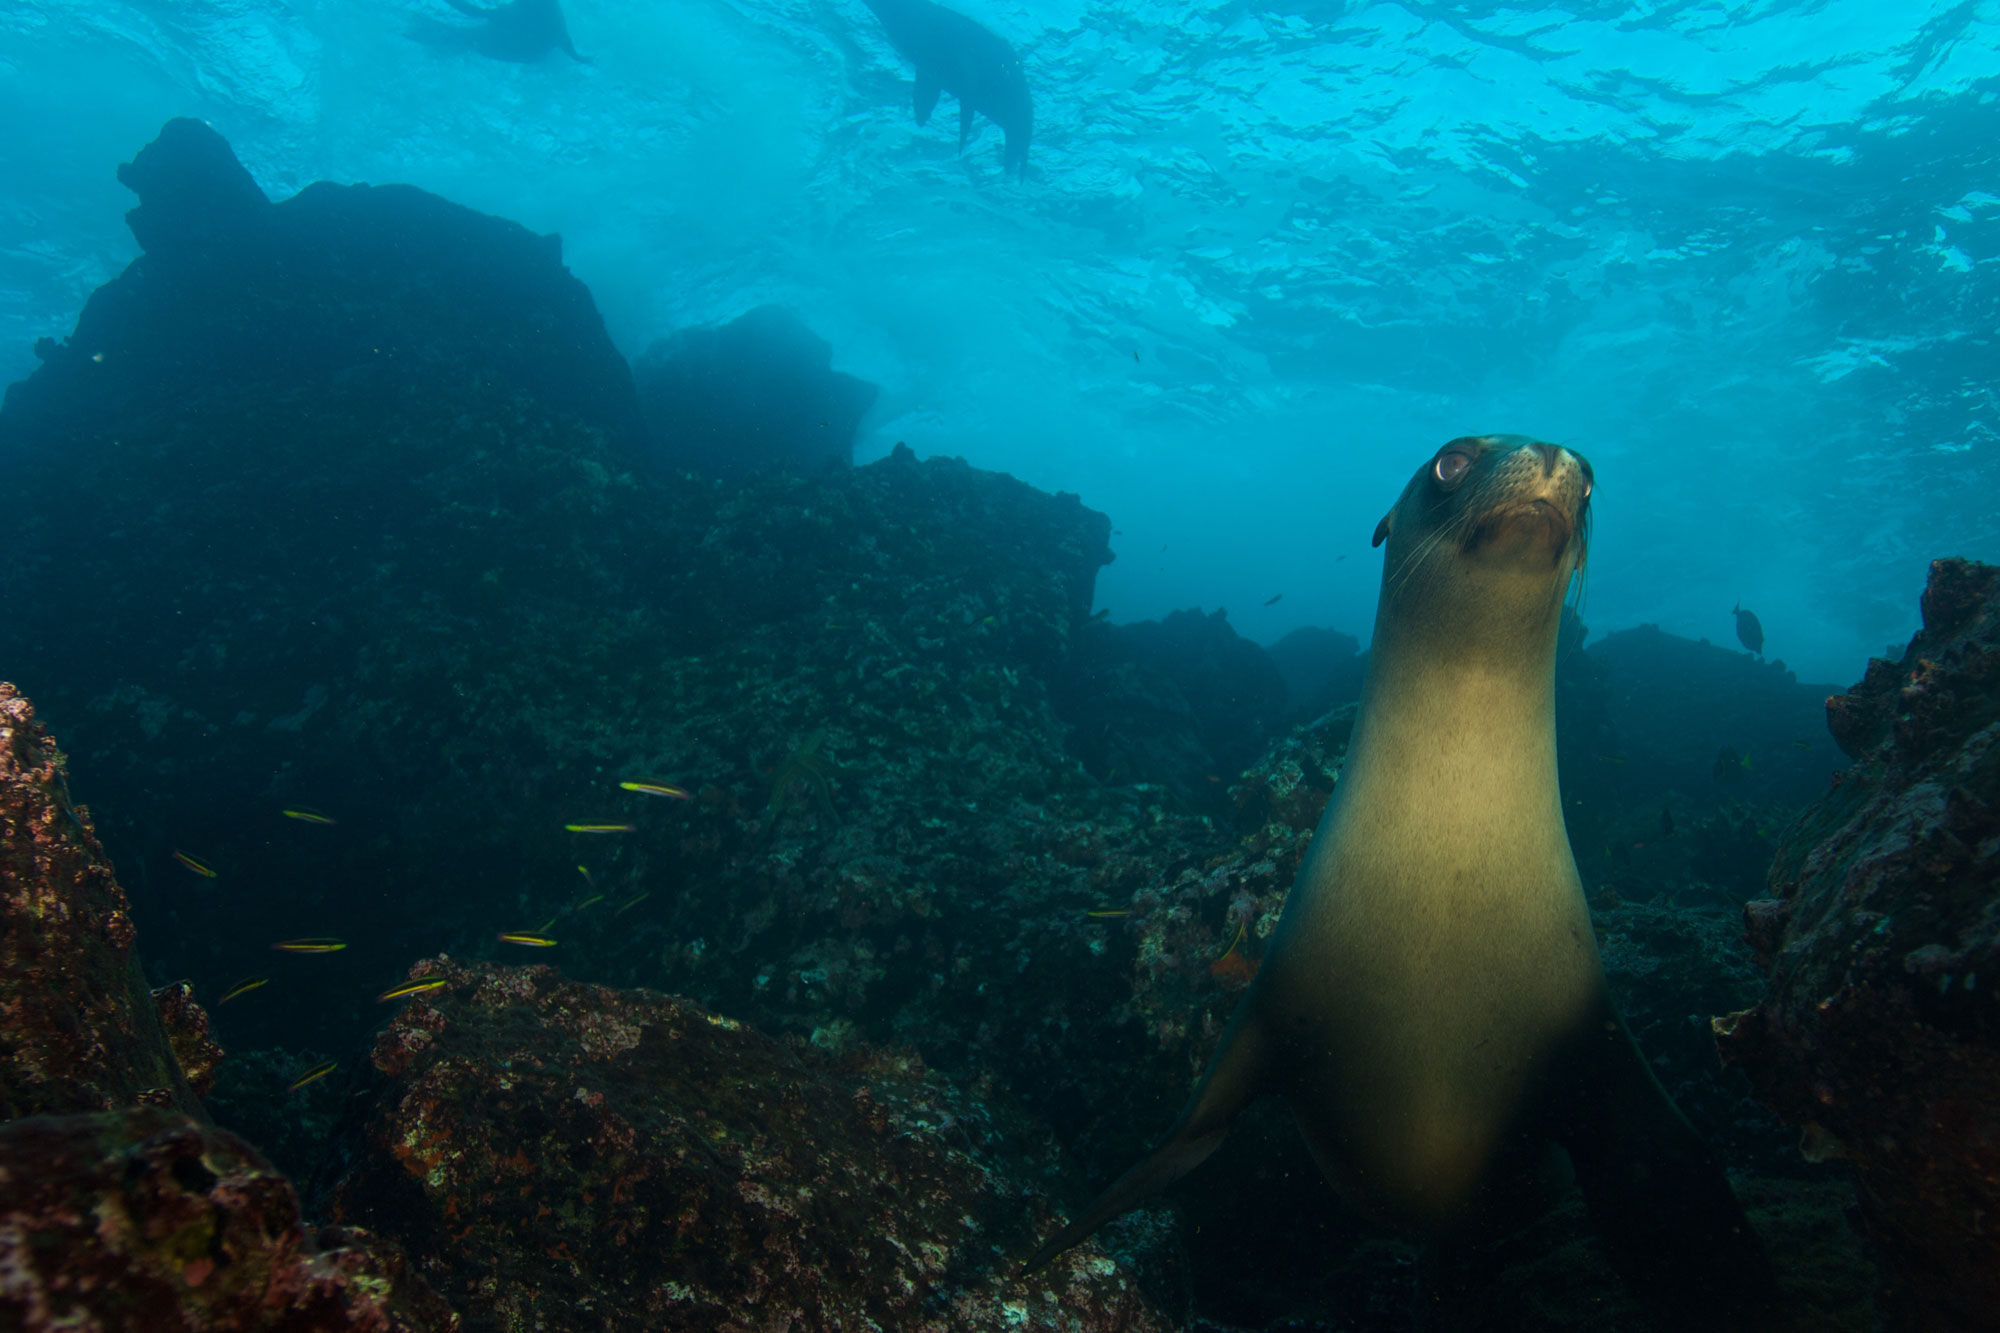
<box><xmin>1716</xmin><ymin>557</ymin><xmax>2000</xmax><ymax>1329</ymax></box>
<box><xmin>0</xmin><ymin>1106</ymin><xmax>456</xmax><ymax>1332</ymax></box>
<box><xmin>634</xmin><ymin>304</ymin><xmax>879</xmax><ymax>478</ymax></box>
<box><xmin>323</xmin><ymin>958</ymin><xmax>1166</xmax><ymax>1332</ymax></box>
<box><xmin>0</xmin><ymin>682</ymin><xmax>208</xmax><ymax>1119</ymax></box>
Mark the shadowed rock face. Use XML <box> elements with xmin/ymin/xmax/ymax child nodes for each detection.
<box><xmin>1717</xmin><ymin>557</ymin><xmax>2000</xmax><ymax>1329</ymax></box>
<box><xmin>0</xmin><ymin>1107</ymin><xmax>457</xmax><ymax>1332</ymax></box>
<box><xmin>0</xmin><ymin>681</ymin><xmax>212</xmax><ymax>1119</ymax></box>
<box><xmin>3</xmin><ymin>117</ymin><xmax>641</xmax><ymax>449</ymax></box>
<box><xmin>633</xmin><ymin>304</ymin><xmax>879</xmax><ymax>480</ymax></box>
<box><xmin>322</xmin><ymin>957</ymin><xmax>1168</xmax><ymax>1332</ymax></box>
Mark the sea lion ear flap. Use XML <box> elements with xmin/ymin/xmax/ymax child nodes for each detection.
<box><xmin>1371</xmin><ymin>512</ymin><xmax>1394</xmax><ymax>548</ymax></box>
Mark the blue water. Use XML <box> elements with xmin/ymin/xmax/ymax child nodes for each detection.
<box><xmin>2</xmin><ymin>0</ymin><xmax>1993</xmax><ymax>683</ymax></box>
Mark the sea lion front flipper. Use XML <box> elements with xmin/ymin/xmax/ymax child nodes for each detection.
<box><xmin>913</xmin><ymin>70</ymin><xmax>941</xmax><ymax>125</ymax></box>
<box><xmin>1023</xmin><ymin>1008</ymin><xmax>1272</xmax><ymax>1272</ymax></box>
<box><xmin>1557</xmin><ymin>1011</ymin><xmax>1779</xmax><ymax>1323</ymax></box>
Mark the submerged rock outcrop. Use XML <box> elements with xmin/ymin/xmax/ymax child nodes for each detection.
<box><xmin>0</xmin><ymin>1107</ymin><xmax>456</xmax><ymax>1332</ymax></box>
<box><xmin>325</xmin><ymin>957</ymin><xmax>1165</xmax><ymax>1331</ymax></box>
<box><xmin>0</xmin><ymin>682</ymin><xmax>454</xmax><ymax>1330</ymax></box>
<box><xmin>0</xmin><ymin>682</ymin><xmax>210</xmax><ymax>1119</ymax></box>
<box><xmin>634</xmin><ymin>304</ymin><xmax>879</xmax><ymax>478</ymax></box>
<box><xmin>3</xmin><ymin>117</ymin><xmax>640</xmax><ymax>447</ymax></box>
<box><xmin>1717</xmin><ymin>557</ymin><xmax>2000</xmax><ymax>1329</ymax></box>
<box><xmin>0</xmin><ymin>117</ymin><xmax>1899</xmax><ymax>1330</ymax></box>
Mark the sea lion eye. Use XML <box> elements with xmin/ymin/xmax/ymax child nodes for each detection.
<box><xmin>1433</xmin><ymin>451</ymin><xmax>1473</xmax><ymax>487</ymax></box>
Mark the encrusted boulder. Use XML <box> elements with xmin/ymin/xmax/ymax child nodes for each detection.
<box><xmin>323</xmin><ymin>958</ymin><xmax>1168</xmax><ymax>1332</ymax></box>
<box><xmin>1716</xmin><ymin>557</ymin><xmax>2000</xmax><ymax>1329</ymax></box>
<box><xmin>0</xmin><ymin>681</ymin><xmax>213</xmax><ymax>1119</ymax></box>
<box><xmin>0</xmin><ymin>1106</ymin><xmax>455</xmax><ymax>1332</ymax></box>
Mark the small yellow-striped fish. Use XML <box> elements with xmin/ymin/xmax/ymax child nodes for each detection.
<box><xmin>288</xmin><ymin>1060</ymin><xmax>338</xmax><ymax>1091</ymax></box>
<box><xmin>497</xmin><ymin>932</ymin><xmax>558</xmax><ymax>948</ymax></box>
<box><xmin>218</xmin><ymin>976</ymin><xmax>268</xmax><ymax>1004</ymax></box>
<box><xmin>573</xmin><ymin>893</ymin><xmax>606</xmax><ymax>911</ymax></box>
<box><xmin>564</xmin><ymin>823</ymin><xmax>635</xmax><ymax>834</ymax></box>
<box><xmin>1084</xmin><ymin>908</ymin><xmax>1132</xmax><ymax>918</ymax></box>
<box><xmin>173</xmin><ymin>850</ymin><xmax>218</xmax><ymax>878</ymax></box>
<box><xmin>376</xmin><ymin>977</ymin><xmax>448</xmax><ymax>1003</ymax></box>
<box><xmin>272</xmin><ymin>938</ymin><xmax>347</xmax><ymax>954</ymax></box>
<box><xmin>281</xmin><ymin>808</ymin><xmax>337</xmax><ymax>825</ymax></box>
<box><xmin>614</xmin><ymin>891</ymin><xmax>651</xmax><ymax>915</ymax></box>
<box><xmin>619</xmin><ymin>781</ymin><xmax>691</xmax><ymax>800</ymax></box>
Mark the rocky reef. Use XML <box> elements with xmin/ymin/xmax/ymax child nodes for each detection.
<box><xmin>324</xmin><ymin>957</ymin><xmax>1165</xmax><ymax>1331</ymax></box>
<box><xmin>0</xmin><ymin>1108</ymin><xmax>456</xmax><ymax>1332</ymax></box>
<box><xmin>1718</xmin><ymin>557</ymin><xmax>2000</xmax><ymax>1330</ymax></box>
<box><xmin>0</xmin><ymin>682</ymin><xmax>210</xmax><ymax>1119</ymax></box>
<box><xmin>2</xmin><ymin>117</ymin><xmax>641</xmax><ymax>449</ymax></box>
<box><xmin>634</xmin><ymin>304</ymin><xmax>880</xmax><ymax>478</ymax></box>
<box><xmin>0</xmin><ymin>118</ymin><xmax>1899</xmax><ymax>1329</ymax></box>
<box><xmin>0</xmin><ymin>684</ymin><xmax>454</xmax><ymax>1331</ymax></box>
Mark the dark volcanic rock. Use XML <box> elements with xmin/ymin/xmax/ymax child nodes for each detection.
<box><xmin>2</xmin><ymin>117</ymin><xmax>640</xmax><ymax>447</ymax></box>
<box><xmin>634</xmin><ymin>304</ymin><xmax>879</xmax><ymax>478</ymax></box>
<box><xmin>1265</xmin><ymin>624</ymin><xmax>1365</xmax><ymax>720</ymax></box>
<box><xmin>1716</xmin><ymin>557</ymin><xmax>2000</xmax><ymax>1330</ymax></box>
<box><xmin>0</xmin><ymin>1106</ymin><xmax>456</xmax><ymax>1332</ymax></box>
<box><xmin>323</xmin><ymin>957</ymin><xmax>1166</xmax><ymax>1332</ymax></box>
<box><xmin>0</xmin><ymin>681</ymin><xmax>211</xmax><ymax>1119</ymax></box>
<box><xmin>1566</xmin><ymin>622</ymin><xmax>1843</xmax><ymax>811</ymax></box>
<box><xmin>1056</xmin><ymin>607</ymin><xmax>1291</xmax><ymax>808</ymax></box>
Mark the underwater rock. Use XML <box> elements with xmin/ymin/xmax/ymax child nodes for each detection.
<box><xmin>1716</xmin><ymin>557</ymin><xmax>2000</xmax><ymax>1329</ymax></box>
<box><xmin>1264</xmin><ymin>624</ymin><xmax>1365</xmax><ymax>720</ymax></box>
<box><xmin>1573</xmin><ymin>621</ymin><xmax>1842</xmax><ymax>809</ymax></box>
<box><xmin>323</xmin><ymin>957</ymin><xmax>1166</xmax><ymax>1332</ymax></box>
<box><xmin>1056</xmin><ymin>607</ymin><xmax>1291</xmax><ymax>807</ymax></box>
<box><xmin>633</xmin><ymin>304</ymin><xmax>880</xmax><ymax>479</ymax></box>
<box><xmin>3</xmin><ymin>117</ymin><xmax>640</xmax><ymax>447</ymax></box>
<box><xmin>0</xmin><ymin>1106</ymin><xmax>457</xmax><ymax>1332</ymax></box>
<box><xmin>0</xmin><ymin>681</ymin><xmax>210</xmax><ymax>1120</ymax></box>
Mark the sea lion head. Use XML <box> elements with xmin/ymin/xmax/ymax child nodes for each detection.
<box><xmin>1368</xmin><ymin>434</ymin><xmax>1592</xmax><ymax>662</ymax></box>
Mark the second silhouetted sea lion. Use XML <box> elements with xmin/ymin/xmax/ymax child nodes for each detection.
<box><xmin>862</xmin><ymin>0</ymin><xmax>1032</xmax><ymax>179</ymax></box>
<box><xmin>407</xmin><ymin>0</ymin><xmax>590</xmax><ymax>64</ymax></box>
<box><xmin>1028</xmin><ymin>436</ymin><xmax>1775</xmax><ymax>1321</ymax></box>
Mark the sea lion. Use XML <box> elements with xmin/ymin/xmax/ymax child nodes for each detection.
<box><xmin>861</xmin><ymin>0</ymin><xmax>1032</xmax><ymax>179</ymax></box>
<box><xmin>406</xmin><ymin>0</ymin><xmax>591</xmax><ymax>64</ymax></box>
<box><xmin>1027</xmin><ymin>436</ymin><xmax>1775</xmax><ymax>1320</ymax></box>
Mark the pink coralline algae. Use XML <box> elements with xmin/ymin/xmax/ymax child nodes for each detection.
<box><xmin>1716</xmin><ymin>558</ymin><xmax>2000</xmax><ymax>1330</ymax></box>
<box><xmin>326</xmin><ymin>957</ymin><xmax>1169</xmax><ymax>1332</ymax></box>
<box><xmin>0</xmin><ymin>1107</ymin><xmax>457</xmax><ymax>1332</ymax></box>
<box><xmin>0</xmin><ymin>680</ymin><xmax>211</xmax><ymax>1119</ymax></box>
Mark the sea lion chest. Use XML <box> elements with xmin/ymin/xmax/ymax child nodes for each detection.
<box><xmin>1254</xmin><ymin>691</ymin><xmax>1603</xmax><ymax>1229</ymax></box>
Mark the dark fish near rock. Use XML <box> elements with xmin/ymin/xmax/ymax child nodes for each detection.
<box><xmin>1732</xmin><ymin>603</ymin><xmax>1764</xmax><ymax>655</ymax></box>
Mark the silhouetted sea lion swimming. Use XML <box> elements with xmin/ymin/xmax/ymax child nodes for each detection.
<box><xmin>862</xmin><ymin>0</ymin><xmax>1032</xmax><ymax>179</ymax></box>
<box><xmin>406</xmin><ymin>0</ymin><xmax>591</xmax><ymax>64</ymax></box>
<box><xmin>1028</xmin><ymin>437</ymin><xmax>1776</xmax><ymax>1322</ymax></box>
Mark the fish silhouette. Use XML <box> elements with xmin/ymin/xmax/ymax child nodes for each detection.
<box><xmin>1732</xmin><ymin>603</ymin><xmax>1764</xmax><ymax>656</ymax></box>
